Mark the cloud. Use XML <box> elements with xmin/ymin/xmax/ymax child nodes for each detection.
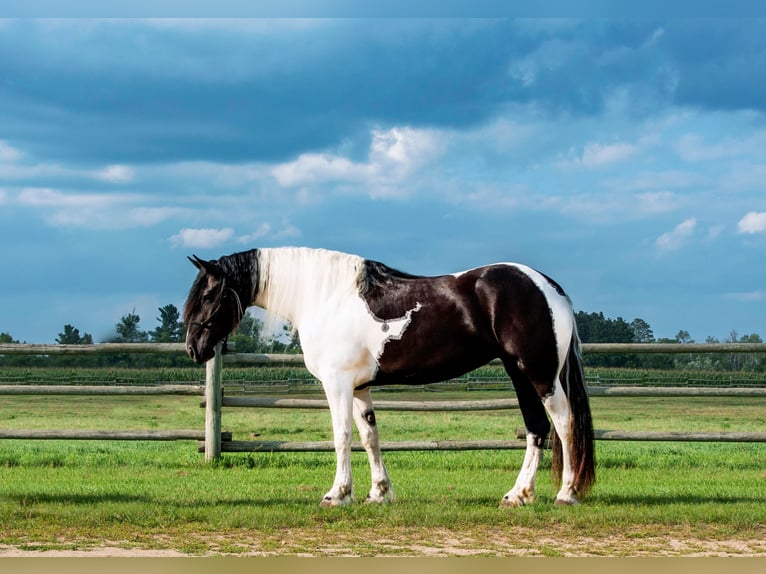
<box><xmin>655</xmin><ymin>218</ymin><xmax>696</xmax><ymax>251</ymax></box>
<box><xmin>17</xmin><ymin>187</ymin><xmax>132</xmax><ymax>208</ymax></box>
<box><xmin>634</xmin><ymin>192</ymin><xmax>679</xmax><ymax>215</ymax></box>
<box><xmin>236</xmin><ymin>223</ymin><xmax>272</xmax><ymax>244</ymax></box>
<box><xmin>127</xmin><ymin>207</ymin><xmax>191</xmax><ymax>227</ymax></box>
<box><xmin>738</xmin><ymin>211</ymin><xmax>766</xmax><ymax>234</ymax></box>
<box><xmin>237</xmin><ymin>221</ymin><xmax>300</xmax><ymax>244</ymax></box>
<box><xmin>96</xmin><ymin>164</ymin><xmax>135</xmax><ymax>183</ymax></box>
<box><xmin>272</xmin><ymin>154</ymin><xmax>369</xmax><ymax>188</ymax></box>
<box><xmin>556</xmin><ymin>140</ymin><xmax>639</xmax><ymax>170</ymax></box>
<box><xmin>0</xmin><ymin>140</ymin><xmax>21</xmax><ymax>162</ymax></box>
<box><xmin>15</xmin><ymin>187</ymin><xmax>195</xmax><ymax>229</ymax></box>
<box><xmin>271</xmin><ymin>126</ymin><xmax>445</xmax><ymax>198</ymax></box>
<box><xmin>369</xmin><ymin>126</ymin><xmax>443</xmax><ymax>175</ymax></box>
<box><xmin>676</xmin><ymin>128</ymin><xmax>766</xmax><ymax>164</ymax></box>
<box><xmin>581</xmin><ymin>142</ymin><xmax>638</xmax><ymax>167</ymax></box>
<box><xmin>170</xmin><ymin>227</ymin><xmax>235</xmax><ymax>249</ymax></box>
<box><xmin>723</xmin><ymin>290</ymin><xmax>763</xmax><ymax>302</ymax></box>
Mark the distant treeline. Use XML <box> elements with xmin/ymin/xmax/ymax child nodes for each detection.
<box><xmin>575</xmin><ymin>312</ymin><xmax>764</xmax><ymax>371</ymax></box>
<box><xmin>1</xmin><ymin>306</ymin><xmax>764</xmax><ymax>371</ymax></box>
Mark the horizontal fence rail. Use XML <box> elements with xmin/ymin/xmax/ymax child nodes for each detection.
<box><xmin>1</xmin><ymin>343</ymin><xmax>765</xmax><ymax>458</ymax></box>
<box><xmin>3</xmin><ymin>342</ymin><xmax>766</xmax><ymax>358</ymax></box>
<box><xmin>0</xmin><ymin>384</ymin><xmax>204</xmax><ymax>396</ymax></box>
<box><xmin>0</xmin><ymin>430</ymin><xmax>232</xmax><ymax>441</ymax></box>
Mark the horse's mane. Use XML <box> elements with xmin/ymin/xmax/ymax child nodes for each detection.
<box><xmin>257</xmin><ymin>248</ymin><xmax>364</xmax><ymax>326</ymax></box>
<box><xmin>357</xmin><ymin>259</ymin><xmax>421</xmax><ymax>296</ymax></box>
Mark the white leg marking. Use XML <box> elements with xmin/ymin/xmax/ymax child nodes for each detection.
<box><xmin>543</xmin><ymin>379</ymin><xmax>579</xmax><ymax>505</ymax></box>
<box><xmin>501</xmin><ymin>433</ymin><xmax>542</xmax><ymax>507</ymax></box>
<box><xmin>320</xmin><ymin>378</ymin><xmax>356</xmax><ymax>507</ymax></box>
<box><xmin>352</xmin><ymin>388</ymin><xmax>395</xmax><ymax>504</ymax></box>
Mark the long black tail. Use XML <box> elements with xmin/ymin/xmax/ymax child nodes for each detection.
<box><xmin>551</xmin><ymin>327</ymin><xmax>596</xmax><ymax>499</ymax></box>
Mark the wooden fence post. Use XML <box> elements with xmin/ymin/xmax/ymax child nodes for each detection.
<box><xmin>204</xmin><ymin>342</ymin><xmax>223</xmax><ymax>462</ymax></box>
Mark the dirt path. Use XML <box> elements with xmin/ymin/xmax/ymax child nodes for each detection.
<box><xmin>2</xmin><ymin>527</ymin><xmax>765</xmax><ymax>557</ymax></box>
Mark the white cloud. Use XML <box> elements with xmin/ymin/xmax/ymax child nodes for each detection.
<box><xmin>738</xmin><ymin>211</ymin><xmax>766</xmax><ymax>234</ymax></box>
<box><xmin>96</xmin><ymin>164</ymin><xmax>135</xmax><ymax>183</ymax></box>
<box><xmin>556</xmin><ymin>140</ymin><xmax>639</xmax><ymax>170</ymax></box>
<box><xmin>17</xmin><ymin>187</ymin><xmax>132</xmax><ymax>208</ymax></box>
<box><xmin>272</xmin><ymin>154</ymin><xmax>369</xmax><ymax>187</ymax></box>
<box><xmin>271</xmin><ymin>126</ymin><xmax>445</xmax><ymax>197</ymax></box>
<box><xmin>634</xmin><ymin>191</ymin><xmax>679</xmax><ymax>214</ymax></box>
<box><xmin>676</xmin><ymin>129</ymin><xmax>766</xmax><ymax>164</ymax></box>
<box><xmin>581</xmin><ymin>142</ymin><xmax>637</xmax><ymax>167</ymax></box>
<box><xmin>237</xmin><ymin>223</ymin><xmax>272</xmax><ymax>244</ymax></box>
<box><xmin>0</xmin><ymin>140</ymin><xmax>21</xmax><ymax>162</ymax></box>
<box><xmin>17</xmin><ymin>187</ymin><xmax>199</xmax><ymax>229</ymax></box>
<box><xmin>369</xmin><ymin>126</ymin><xmax>443</xmax><ymax>174</ymax></box>
<box><xmin>643</xmin><ymin>27</ymin><xmax>665</xmax><ymax>48</ymax></box>
<box><xmin>655</xmin><ymin>218</ymin><xmax>697</xmax><ymax>251</ymax></box>
<box><xmin>723</xmin><ymin>290</ymin><xmax>763</xmax><ymax>302</ymax></box>
<box><xmin>127</xmin><ymin>207</ymin><xmax>191</xmax><ymax>227</ymax></box>
<box><xmin>170</xmin><ymin>227</ymin><xmax>234</xmax><ymax>248</ymax></box>
<box><xmin>237</xmin><ymin>221</ymin><xmax>300</xmax><ymax>244</ymax></box>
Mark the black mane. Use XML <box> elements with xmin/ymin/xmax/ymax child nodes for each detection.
<box><xmin>357</xmin><ymin>259</ymin><xmax>421</xmax><ymax>296</ymax></box>
<box><xmin>217</xmin><ymin>249</ymin><xmax>260</xmax><ymax>301</ymax></box>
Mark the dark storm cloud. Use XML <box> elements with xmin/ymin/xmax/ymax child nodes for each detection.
<box><xmin>1</xmin><ymin>19</ymin><xmax>764</xmax><ymax>168</ymax></box>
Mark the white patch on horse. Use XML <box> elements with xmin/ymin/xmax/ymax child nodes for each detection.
<box><xmin>503</xmin><ymin>263</ymin><xmax>574</xmax><ymax>371</ymax></box>
<box><xmin>362</xmin><ymin>300</ymin><xmax>423</xmax><ymax>362</ymax></box>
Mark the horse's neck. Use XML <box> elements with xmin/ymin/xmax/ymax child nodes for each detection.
<box><xmin>254</xmin><ymin>248</ymin><xmax>362</xmax><ymax>327</ymax></box>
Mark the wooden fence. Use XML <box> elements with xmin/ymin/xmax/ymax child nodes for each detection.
<box><xmin>1</xmin><ymin>342</ymin><xmax>765</xmax><ymax>460</ymax></box>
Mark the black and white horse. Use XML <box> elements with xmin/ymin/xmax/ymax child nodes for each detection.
<box><xmin>183</xmin><ymin>247</ymin><xmax>595</xmax><ymax>507</ymax></box>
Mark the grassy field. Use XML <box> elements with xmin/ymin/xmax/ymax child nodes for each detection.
<box><xmin>0</xmin><ymin>388</ymin><xmax>764</xmax><ymax>556</ymax></box>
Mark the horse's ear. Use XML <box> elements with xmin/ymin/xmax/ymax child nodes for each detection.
<box><xmin>188</xmin><ymin>255</ymin><xmax>222</xmax><ymax>277</ymax></box>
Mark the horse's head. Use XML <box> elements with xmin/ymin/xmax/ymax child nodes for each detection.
<box><xmin>183</xmin><ymin>255</ymin><xmax>245</xmax><ymax>364</ymax></box>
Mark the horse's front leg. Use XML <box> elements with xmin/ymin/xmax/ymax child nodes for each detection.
<box><xmin>353</xmin><ymin>387</ymin><xmax>394</xmax><ymax>504</ymax></box>
<box><xmin>320</xmin><ymin>378</ymin><xmax>355</xmax><ymax>507</ymax></box>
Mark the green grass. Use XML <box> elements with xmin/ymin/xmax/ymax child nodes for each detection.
<box><xmin>0</xmin><ymin>392</ymin><xmax>764</xmax><ymax>556</ymax></box>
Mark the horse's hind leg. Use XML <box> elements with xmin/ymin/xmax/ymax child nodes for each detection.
<box><xmin>501</xmin><ymin>361</ymin><xmax>551</xmax><ymax>507</ymax></box>
<box><xmin>352</xmin><ymin>387</ymin><xmax>395</xmax><ymax>503</ymax></box>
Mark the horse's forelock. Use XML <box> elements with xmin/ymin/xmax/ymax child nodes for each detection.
<box><xmin>183</xmin><ymin>269</ymin><xmax>218</xmax><ymax>326</ymax></box>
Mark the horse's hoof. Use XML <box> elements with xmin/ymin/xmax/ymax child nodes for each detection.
<box><xmin>365</xmin><ymin>492</ymin><xmax>395</xmax><ymax>504</ymax></box>
<box><xmin>320</xmin><ymin>493</ymin><xmax>353</xmax><ymax>507</ymax></box>
<box><xmin>320</xmin><ymin>496</ymin><xmax>336</xmax><ymax>508</ymax></box>
<box><xmin>500</xmin><ymin>489</ymin><xmax>534</xmax><ymax>507</ymax></box>
<box><xmin>365</xmin><ymin>484</ymin><xmax>395</xmax><ymax>504</ymax></box>
<box><xmin>554</xmin><ymin>496</ymin><xmax>580</xmax><ymax>506</ymax></box>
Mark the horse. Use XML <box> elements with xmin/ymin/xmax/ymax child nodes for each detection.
<box><xmin>183</xmin><ymin>247</ymin><xmax>595</xmax><ymax>507</ymax></box>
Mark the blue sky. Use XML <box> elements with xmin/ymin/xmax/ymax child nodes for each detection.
<box><xmin>1</xmin><ymin>18</ymin><xmax>765</xmax><ymax>343</ymax></box>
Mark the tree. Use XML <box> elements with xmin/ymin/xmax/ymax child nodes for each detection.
<box><xmin>630</xmin><ymin>318</ymin><xmax>654</xmax><ymax>343</ymax></box>
<box><xmin>228</xmin><ymin>311</ymin><xmax>266</xmax><ymax>353</ymax></box>
<box><xmin>0</xmin><ymin>332</ymin><xmax>18</xmax><ymax>344</ymax></box>
<box><xmin>575</xmin><ymin>311</ymin><xmax>637</xmax><ymax>367</ymax></box>
<box><xmin>675</xmin><ymin>330</ymin><xmax>693</xmax><ymax>344</ymax></box>
<box><xmin>56</xmin><ymin>324</ymin><xmax>93</xmax><ymax>345</ymax></box>
<box><xmin>113</xmin><ymin>312</ymin><xmax>148</xmax><ymax>343</ymax></box>
<box><xmin>151</xmin><ymin>304</ymin><xmax>184</xmax><ymax>343</ymax></box>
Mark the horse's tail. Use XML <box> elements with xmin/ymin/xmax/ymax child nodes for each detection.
<box><xmin>551</xmin><ymin>322</ymin><xmax>596</xmax><ymax>498</ymax></box>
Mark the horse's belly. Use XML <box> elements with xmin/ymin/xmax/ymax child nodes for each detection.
<box><xmin>367</xmin><ymin>332</ymin><xmax>497</xmax><ymax>388</ymax></box>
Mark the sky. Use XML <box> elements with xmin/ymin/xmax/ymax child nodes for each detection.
<box><xmin>1</xmin><ymin>17</ymin><xmax>765</xmax><ymax>344</ymax></box>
